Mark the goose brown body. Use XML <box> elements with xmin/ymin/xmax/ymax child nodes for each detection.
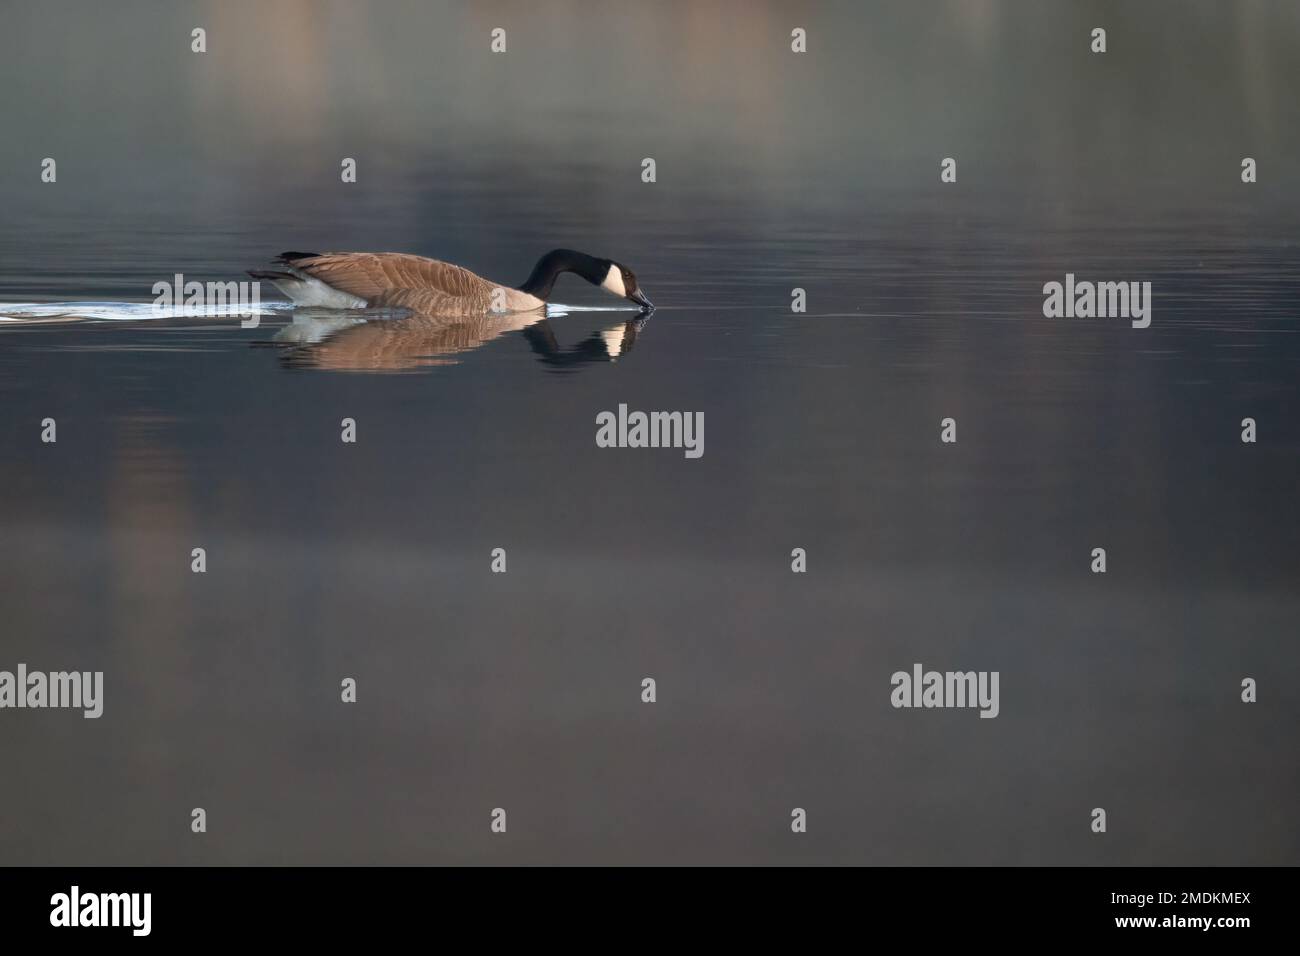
<box><xmin>274</xmin><ymin>252</ymin><xmax>545</xmax><ymax>316</ymax></box>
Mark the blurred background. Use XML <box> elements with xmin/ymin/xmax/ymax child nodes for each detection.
<box><xmin>0</xmin><ymin>0</ymin><xmax>1296</xmax><ymax>864</ymax></box>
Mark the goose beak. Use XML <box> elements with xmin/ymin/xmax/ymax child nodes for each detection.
<box><xmin>629</xmin><ymin>289</ymin><xmax>654</xmax><ymax>312</ymax></box>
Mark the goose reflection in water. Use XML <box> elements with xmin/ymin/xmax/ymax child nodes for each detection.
<box><xmin>268</xmin><ymin>307</ymin><xmax>650</xmax><ymax>372</ymax></box>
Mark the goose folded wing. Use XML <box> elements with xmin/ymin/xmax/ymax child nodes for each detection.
<box><xmin>290</xmin><ymin>253</ymin><xmax>488</xmax><ymax>301</ymax></box>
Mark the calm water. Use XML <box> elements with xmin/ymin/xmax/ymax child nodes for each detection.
<box><xmin>1</xmin><ymin>0</ymin><xmax>1297</xmax><ymax>865</ymax></box>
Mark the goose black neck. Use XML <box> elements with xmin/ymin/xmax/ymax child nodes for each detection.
<box><xmin>519</xmin><ymin>249</ymin><xmax>608</xmax><ymax>300</ymax></box>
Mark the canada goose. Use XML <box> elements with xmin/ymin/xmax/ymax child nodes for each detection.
<box><xmin>248</xmin><ymin>249</ymin><xmax>653</xmax><ymax>316</ymax></box>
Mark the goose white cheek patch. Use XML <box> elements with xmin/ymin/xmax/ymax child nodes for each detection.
<box><xmin>600</xmin><ymin>265</ymin><xmax>626</xmax><ymax>297</ymax></box>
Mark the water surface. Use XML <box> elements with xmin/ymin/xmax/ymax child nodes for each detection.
<box><xmin>0</xmin><ymin>0</ymin><xmax>1297</xmax><ymax>865</ymax></box>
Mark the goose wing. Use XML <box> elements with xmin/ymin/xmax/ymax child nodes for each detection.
<box><xmin>281</xmin><ymin>252</ymin><xmax>493</xmax><ymax>307</ymax></box>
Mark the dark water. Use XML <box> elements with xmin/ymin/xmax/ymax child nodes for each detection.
<box><xmin>0</xmin><ymin>1</ymin><xmax>1297</xmax><ymax>865</ymax></box>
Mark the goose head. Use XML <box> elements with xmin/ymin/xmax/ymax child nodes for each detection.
<box><xmin>599</xmin><ymin>260</ymin><xmax>654</xmax><ymax>312</ymax></box>
<box><xmin>520</xmin><ymin>249</ymin><xmax>654</xmax><ymax>312</ymax></box>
